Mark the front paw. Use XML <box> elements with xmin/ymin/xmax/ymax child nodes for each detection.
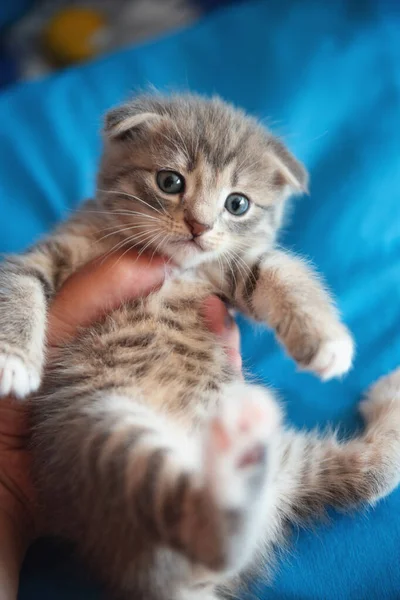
<box><xmin>0</xmin><ymin>351</ymin><xmax>42</xmax><ymax>399</ymax></box>
<box><xmin>306</xmin><ymin>331</ymin><xmax>355</xmax><ymax>380</ymax></box>
<box><xmin>285</xmin><ymin>327</ymin><xmax>355</xmax><ymax>381</ymax></box>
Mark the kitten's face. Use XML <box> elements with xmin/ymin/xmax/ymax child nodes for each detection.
<box><xmin>98</xmin><ymin>95</ymin><xmax>307</xmax><ymax>268</ymax></box>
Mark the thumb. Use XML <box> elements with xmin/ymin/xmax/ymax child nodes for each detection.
<box><xmin>202</xmin><ymin>296</ymin><xmax>242</xmax><ymax>372</ymax></box>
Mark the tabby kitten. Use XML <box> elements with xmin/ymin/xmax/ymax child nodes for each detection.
<box><xmin>0</xmin><ymin>94</ymin><xmax>399</xmax><ymax>600</ymax></box>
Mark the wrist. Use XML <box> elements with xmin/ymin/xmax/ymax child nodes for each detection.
<box><xmin>0</xmin><ymin>510</ymin><xmax>30</xmax><ymax>599</ymax></box>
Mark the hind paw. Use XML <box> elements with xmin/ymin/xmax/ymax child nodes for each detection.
<box><xmin>205</xmin><ymin>384</ymin><xmax>279</xmax><ymax>508</ymax></box>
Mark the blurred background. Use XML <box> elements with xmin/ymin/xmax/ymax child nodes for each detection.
<box><xmin>0</xmin><ymin>0</ymin><xmax>236</xmax><ymax>87</ymax></box>
<box><xmin>0</xmin><ymin>1</ymin><xmax>399</xmax><ymax>599</ymax></box>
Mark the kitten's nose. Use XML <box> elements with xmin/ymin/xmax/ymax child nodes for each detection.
<box><xmin>184</xmin><ymin>216</ymin><xmax>212</xmax><ymax>237</ymax></box>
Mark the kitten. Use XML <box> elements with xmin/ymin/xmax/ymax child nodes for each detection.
<box><xmin>0</xmin><ymin>94</ymin><xmax>399</xmax><ymax>599</ymax></box>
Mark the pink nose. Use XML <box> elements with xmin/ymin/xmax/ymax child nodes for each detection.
<box><xmin>184</xmin><ymin>216</ymin><xmax>212</xmax><ymax>237</ymax></box>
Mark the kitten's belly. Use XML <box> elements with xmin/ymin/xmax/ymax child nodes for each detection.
<box><xmin>44</xmin><ymin>282</ymin><xmax>234</xmax><ymax>424</ymax></box>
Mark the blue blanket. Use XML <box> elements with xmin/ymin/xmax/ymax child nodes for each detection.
<box><xmin>0</xmin><ymin>1</ymin><xmax>399</xmax><ymax>598</ymax></box>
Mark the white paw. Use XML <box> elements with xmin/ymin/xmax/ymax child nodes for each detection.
<box><xmin>0</xmin><ymin>354</ymin><xmax>41</xmax><ymax>399</ymax></box>
<box><xmin>204</xmin><ymin>383</ymin><xmax>280</xmax><ymax>507</ymax></box>
<box><xmin>306</xmin><ymin>332</ymin><xmax>355</xmax><ymax>381</ymax></box>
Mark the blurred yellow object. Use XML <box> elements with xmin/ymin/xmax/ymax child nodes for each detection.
<box><xmin>43</xmin><ymin>7</ymin><xmax>106</xmax><ymax>65</ymax></box>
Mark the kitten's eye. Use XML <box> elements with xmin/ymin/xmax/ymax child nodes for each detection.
<box><xmin>156</xmin><ymin>170</ymin><xmax>185</xmax><ymax>194</ymax></box>
<box><xmin>225</xmin><ymin>193</ymin><xmax>250</xmax><ymax>216</ymax></box>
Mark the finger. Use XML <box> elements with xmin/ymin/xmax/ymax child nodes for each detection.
<box><xmin>202</xmin><ymin>296</ymin><xmax>241</xmax><ymax>348</ymax></box>
<box><xmin>202</xmin><ymin>296</ymin><xmax>242</xmax><ymax>372</ymax></box>
<box><xmin>48</xmin><ymin>251</ymin><xmax>169</xmax><ymax>346</ymax></box>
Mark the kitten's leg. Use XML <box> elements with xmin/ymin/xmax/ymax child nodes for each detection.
<box><xmin>191</xmin><ymin>382</ymin><xmax>281</xmax><ymax>574</ymax></box>
<box><xmin>0</xmin><ymin>217</ymin><xmax>99</xmax><ymax>398</ymax></box>
<box><xmin>34</xmin><ymin>383</ymin><xmax>280</xmax><ymax>593</ymax></box>
<box><xmin>121</xmin><ymin>383</ymin><xmax>279</xmax><ymax>573</ymax></box>
<box><xmin>233</xmin><ymin>249</ymin><xmax>354</xmax><ymax>380</ymax></box>
<box><xmin>216</xmin><ymin>371</ymin><xmax>400</xmax><ymax>599</ymax></box>
<box><xmin>275</xmin><ymin>368</ymin><xmax>400</xmax><ymax>524</ymax></box>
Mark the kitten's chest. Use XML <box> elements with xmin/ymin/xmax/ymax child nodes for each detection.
<box><xmin>81</xmin><ymin>275</ymin><xmax>234</xmax><ymax>422</ymax></box>
<box><xmin>140</xmin><ymin>276</ymin><xmax>232</xmax><ymax>402</ymax></box>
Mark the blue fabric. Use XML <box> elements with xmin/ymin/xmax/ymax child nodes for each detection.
<box><xmin>0</xmin><ymin>0</ymin><xmax>398</xmax><ymax>597</ymax></box>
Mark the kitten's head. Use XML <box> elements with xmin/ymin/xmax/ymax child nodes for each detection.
<box><xmin>98</xmin><ymin>94</ymin><xmax>307</xmax><ymax>268</ymax></box>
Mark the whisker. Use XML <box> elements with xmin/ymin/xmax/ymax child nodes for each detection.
<box><xmin>96</xmin><ymin>223</ymin><xmax>160</xmax><ymax>245</ymax></box>
<box><xmin>137</xmin><ymin>232</ymin><xmax>165</xmax><ymax>259</ymax></box>
<box><xmin>111</xmin><ymin>231</ymin><xmax>164</xmax><ymax>269</ymax></box>
<box><xmin>227</xmin><ymin>249</ymin><xmax>253</xmax><ymax>288</ymax></box>
<box><xmin>148</xmin><ymin>190</ymin><xmax>169</xmax><ymax>216</ymax></box>
<box><xmin>72</xmin><ymin>208</ymin><xmax>160</xmax><ymax>221</ymax></box>
<box><xmin>225</xmin><ymin>248</ymin><xmax>248</xmax><ymax>285</ymax></box>
<box><xmin>97</xmin><ymin>189</ymin><xmax>164</xmax><ymax>216</ymax></box>
<box><xmin>208</xmin><ymin>256</ymin><xmax>229</xmax><ymax>297</ymax></box>
<box><xmin>216</xmin><ymin>255</ymin><xmax>226</xmax><ymax>289</ymax></box>
<box><xmin>149</xmin><ymin>232</ymin><xmax>171</xmax><ymax>261</ymax></box>
<box><xmin>100</xmin><ymin>229</ymin><xmax>162</xmax><ymax>265</ymax></box>
<box><xmin>230</xmin><ymin>241</ymin><xmax>255</xmax><ymax>262</ymax></box>
<box><xmin>163</xmin><ymin>249</ymin><xmax>176</xmax><ymax>271</ymax></box>
<box><xmin>89</xmin><ymin>221</ymin><xmax>162</xmax><ymax>254</ymax></box>
<box><xmin>222</xmin><ymin>251</ymin><xmax>237</xmax><ymax>294</ymax></box>
<box><xmin>217</xmin><ymin>254</ymin><xmax>236</xmax><ymax>295</ymax></box>
<box><xmin>95</xmin><ymin>218</ymin><xmax>163</xmax><ymax>235</ymax></box>
<box><xmin>234</xmin><ymin>239</ymin><xmax>253</xmax><ymax>250</ymax></box>
<box><xmin>230</xmin><ymin>249</ymin><xmax>253</xmax><ymax>279</ymax></box>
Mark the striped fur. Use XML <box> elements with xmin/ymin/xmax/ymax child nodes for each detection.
<box><xmin>0</xmin><ymin>95</ymin><xmax>399</xmax><ymax>598</ymax></box>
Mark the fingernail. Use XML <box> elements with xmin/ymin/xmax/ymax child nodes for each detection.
<box><xmin>224</xmin><ymin>312</ymin><xmax>234</xmax><ymax>329</ymax></box>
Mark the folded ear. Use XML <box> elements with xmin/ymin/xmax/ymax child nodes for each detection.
<box><xmin>268</xmin><ymin>138</ymin><xmax>309</xmax><ymax>194</ymax></box>
<box><xmin>104</xmin><ymin>105</ymin><xmax>162</xmax><ymax>139</ymax></box>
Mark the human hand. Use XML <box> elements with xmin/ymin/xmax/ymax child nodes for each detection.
<box><xmin>0</xmin><ymin>251</ymin><xmax>241</xmax><ymax>599</ymax></box>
